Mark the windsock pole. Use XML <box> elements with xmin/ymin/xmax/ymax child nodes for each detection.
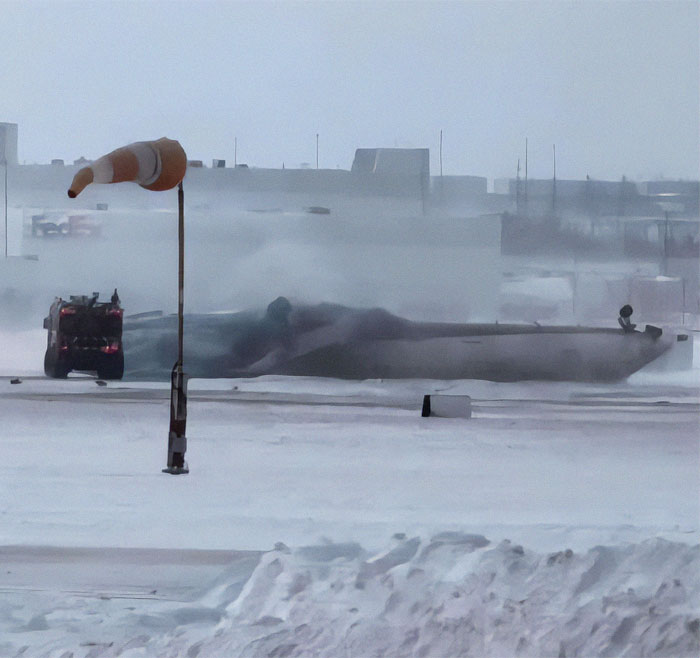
<box><xmin>66</xmin><ymin>137</ymin><xmax>189</xmax><ymax>474</ymax></box>
<box><xmin>178</xmin><ymin>182</ymin><xmax>184</xmax><ymax>367</ymax></box>
<box><xmin>163</xmin><ymin>181</ymin><xmax>189</xmax><ymax>474</ymax></box>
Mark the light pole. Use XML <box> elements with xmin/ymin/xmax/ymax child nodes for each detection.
<box><xmin>67</xmin><ymin>138</ymin><xmax>189</xmax><ymax>474</ymax></box>
<box><xmin>3</xmin><ymin>157</ymin><xmax>7</xmax><ymax>259</ymax></box>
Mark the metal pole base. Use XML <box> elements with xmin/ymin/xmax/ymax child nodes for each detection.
<box><xmin>162</xmin><ymin>464</ymin><xmax>189</xmax><ymax>475</ymax></box>
<box><xmin>163</xmin><ymin>361</ymin><xmax>188</xmax><ymax>475</ymax></box>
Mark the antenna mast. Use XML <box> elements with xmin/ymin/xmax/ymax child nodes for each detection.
<box><xmin>523</xmin><ymin>138</ymin><xmax>529</xmax><ymax>218</ymax></box>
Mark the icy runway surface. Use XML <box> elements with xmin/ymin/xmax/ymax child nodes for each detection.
<box><xmin>0</xmin><ymin>362</ymin><xmax>698</xmax><ymax>655</ymax></box>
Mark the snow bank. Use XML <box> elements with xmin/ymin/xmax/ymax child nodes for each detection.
<box><xmin>177</xmin><ymin>535</ymin><xmax>700</xmax><ymax>657</ymax></box>
<box><xmin>5</xmin><ymin>534</ymin><xmax>698</xmax><ymax>657</ymax></box>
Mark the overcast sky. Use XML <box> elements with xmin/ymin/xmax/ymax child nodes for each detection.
<box><xmin>1</xmin><ymin>0</ymin><xmax>698</xmax><ymax>182</ymax></box>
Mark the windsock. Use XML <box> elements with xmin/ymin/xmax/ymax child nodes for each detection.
<box><xmin>68</xmin><ymin>137</ymin><xmax>187</xmax><ymax>198</ymax></box>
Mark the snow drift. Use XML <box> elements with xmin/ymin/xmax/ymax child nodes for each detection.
<box><xmin>6</xmin><ymin>534</ymin><xmax>698</xmax><ymax>657</ymax></box>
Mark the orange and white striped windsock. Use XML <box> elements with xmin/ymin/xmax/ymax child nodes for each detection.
<box><xmin>68</xmin><ymin>137</ymin><xmax>187</xmax><ymax>198</ymax></box>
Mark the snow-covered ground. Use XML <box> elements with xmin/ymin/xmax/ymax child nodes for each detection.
<box><xmin>0</xmin><ymin>330</ymin><xmax>698</xmax><ymax>656</ymax></box>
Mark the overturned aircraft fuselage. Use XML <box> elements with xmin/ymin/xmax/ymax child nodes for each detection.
<box><xmin>123</xmin><ymin>298</ymin><xmax>674</xmax><ymax>382</ymax></box>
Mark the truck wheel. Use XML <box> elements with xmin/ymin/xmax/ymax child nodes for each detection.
<box><xmin>43</xmin><ymin>349</ymin><xmax>53</xmax><ymax>376</ymax></box>
<box><xmin>44</xmin><ymin>348</ymin><xmax>70</xmax><ymax>378</ymax></box>
<box><xmin>98</xmin><ymin>352</ymin><xmax>124</xmax><ymax>380</ymax></box>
